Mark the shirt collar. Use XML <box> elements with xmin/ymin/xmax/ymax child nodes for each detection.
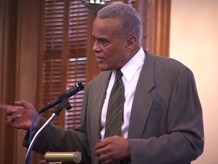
<box><xmin>120</xmin><ymin>47</ymin><xmax>145</xmax><ymax>82</ymax></box>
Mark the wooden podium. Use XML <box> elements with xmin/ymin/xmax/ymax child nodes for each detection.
<box><xmin>44</xmin><ymin>152</ymin><xmax>81</xmax><ymax>164</ymax></box>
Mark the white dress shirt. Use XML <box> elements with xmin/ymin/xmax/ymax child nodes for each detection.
<box><xmin>100</xmin><ymin>47</ymin><xmax>145</xmax><ymax>139</ymax></box>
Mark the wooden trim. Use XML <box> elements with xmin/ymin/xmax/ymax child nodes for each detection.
<box><xmin>151</xmin><ymin>0</ymin><xmax>171</xmax><ymax>56</ymax></box>
<box><xmin>16</xmin><ymin>0</ymin><xmax>42</xmax><ymax>163</ymax></box>
<box><xmin>136</xmin><ymin>0</ymin><xmax>171</xmax><ymax>56</ymax></box>
<box><xmin>0</xmin><ymin>0</ymin><xmax>42</xmax><ymax>163</ymax></box>
<box><xmin>85</xmin><ymin>10</ymin><xmax>99</xmax><ymax>82</ymax></box>
<box><xmin>0</xmin><ymin>0</ymin><xmax>19</xmax><ymax>164</ymax></box>
<box><xmin>60</xmin><ymin>0</ymin><xmax>70</xmax><ymax>128</ymax></box>
<box><xmin>0</xmin><ymin>0</ymin><xmax>5</xmax><ymax>161</ymax></box>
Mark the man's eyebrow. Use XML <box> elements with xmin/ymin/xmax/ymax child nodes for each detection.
<box><xmin>91</xmin><ymin>35</ymin><xmax>103</xmax><ymax>40</ymax></box>
<box><xmin>91</xmin><ymin>35</ymin><xmax>106</xmax><ymax>41</ymax></box>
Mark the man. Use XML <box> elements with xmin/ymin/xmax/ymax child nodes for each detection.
<box><xmin>2</xmin><ymin>2</ymin><xmax>204</xmax><ymax>164</ymax></box>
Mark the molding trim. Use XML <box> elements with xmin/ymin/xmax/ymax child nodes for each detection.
<box><xmin>136</xmin><ymin>0</ymin><xmax>171</xmax><ymax>56</ymax></box>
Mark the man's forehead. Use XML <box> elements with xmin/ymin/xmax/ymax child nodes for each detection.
<box><xmin>92</xmin><ymin>18</ymin><xmax>121</xmax><ymax>34</ymax></box>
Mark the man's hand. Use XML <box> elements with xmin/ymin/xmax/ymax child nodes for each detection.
<box><xmin>0</xmin><ymin>100</ymin><xmax>40</xmax><ymax>130</ymax></box>
<box><xmin>95</xmin><ymin>135</ymin><xmax>130</xmax><ymax>164</ymax></box>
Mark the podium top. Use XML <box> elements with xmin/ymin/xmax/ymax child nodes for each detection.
<box><xmin>44</xmin><ymin>151</ymin><xmax>82</xmax><ymax>164</ymax></box>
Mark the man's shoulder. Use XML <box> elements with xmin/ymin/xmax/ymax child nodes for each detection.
<box><xmin>145</xmin><ymin>50</ymin><xmax>190</xmax><ymax>71</ymax></box>
<box><xmin>86</xmin><ymin>71</ymin><xmax>111</xmax><ymax>90</ymax></box>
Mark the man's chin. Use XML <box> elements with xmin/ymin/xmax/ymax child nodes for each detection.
<box><xmin>97</xmin><ymin>64</ymin><xmax>111</xmax><ymax>71</ymax></box>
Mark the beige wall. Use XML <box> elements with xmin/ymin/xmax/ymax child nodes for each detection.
<box><xmin>170</xmin><ymin>0</ymin><xmax>218</xmax><ymax>163</ymax></box>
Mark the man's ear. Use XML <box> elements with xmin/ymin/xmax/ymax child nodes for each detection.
<box><xmin>125</xmin><ymin>35</ymin><xmax>137</xmax><ymax>51</ymax></box>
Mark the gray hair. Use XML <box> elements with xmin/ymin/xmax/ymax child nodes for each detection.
<box><xmin>97</xmin><ymin>2</ymin><xmax>142</xmax><ymax>42</ymax></box>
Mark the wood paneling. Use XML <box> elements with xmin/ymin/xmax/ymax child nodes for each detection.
<box><xmin>136</xmin><ymin>0</ymin><xmax>171</xmax><ymax>56</ymax></box>
<box><xmin>0</xmin><ymin>0</ymin><xmax>19</xmax><ymax>164</ymax></box>
<box><xmin>16</xmin><ymin>0</ymin><xmax>41</xmax><ymax>163</ymax></box>
<box><xmin>0</xmin><ymin>0</ymin><xmax>41</xmax><ymax>164</ymax></box>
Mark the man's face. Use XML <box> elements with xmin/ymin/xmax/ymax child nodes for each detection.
<box><xmin>92</xmin><ymin>18</ymin><xmax>129</xmax><ymax>71</ymax></box>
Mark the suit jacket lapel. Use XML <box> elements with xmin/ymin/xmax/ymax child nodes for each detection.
<box><xmin>91</xmin><ymin>71</ymin><xmax>112</xmax><ymax>139</ymax></box>
<box><xmin>128</xmin><ymin>53</ymin><xmax>156</xmax><ymax>138</ymax></box>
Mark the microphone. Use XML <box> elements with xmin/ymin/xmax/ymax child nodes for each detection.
<box><xmin>38</xmin><ymin>82</ymin><xmax>84</xmax><ymax>114</ymax></box>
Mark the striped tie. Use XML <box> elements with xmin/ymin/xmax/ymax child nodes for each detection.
<box><xmin>105</xmin><ymin>69</ymin><xmax>125</xmax><ymax>137</ymax></box>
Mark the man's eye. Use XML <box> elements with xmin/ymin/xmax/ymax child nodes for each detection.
<box><xmin>99</xmin><ymin>39</ymin><xmax>109</xmax><ymax>46</ymax></box>
<box><xmin>99</xmin><ymin>39</ymin><xmax>107</xmax><ymax>43</ymax></box>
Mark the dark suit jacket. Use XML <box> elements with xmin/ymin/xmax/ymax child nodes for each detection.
<box><xmin>24</xmin><ymin>51</ymin><xmax>204</xmax><ymax>164</ymax></box>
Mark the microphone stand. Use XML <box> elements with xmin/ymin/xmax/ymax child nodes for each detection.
<box><xmin>25</xmin><ymin>97</ymin><xmax>72</xmax><ymax>164</ymax></box>
<box><xmin>38</xmin><ymin>90</ymin><xmax>72</xmax><ymax>114</ymax></box>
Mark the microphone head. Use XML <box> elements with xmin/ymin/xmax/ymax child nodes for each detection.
<box><xmin>77</xmin><ymin>82</ymin><xmax>84</xmax><ymax>91</ymax></box>
<box><xmin>38</xmin><ymin>82</ymin><xmax>85</xmax><ymax>114</ymax></box>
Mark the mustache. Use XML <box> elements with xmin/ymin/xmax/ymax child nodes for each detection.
<box><xmin>95</xmin><ymin>53</ymin><xmax>104</xmax><ymax>58</ymax></box>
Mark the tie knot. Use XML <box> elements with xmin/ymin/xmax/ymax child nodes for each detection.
<box><xmin>116</xmin><ymin>69</ymin><xmax>123</xmax><ymax>80</ymax></box>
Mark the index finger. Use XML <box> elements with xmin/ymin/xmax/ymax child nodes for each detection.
<box><xmin>1</xmin><ymin>103</ymin><xmax>21</xmax><ymax>115</ymax></box>
<box><xmin>14</xmin><ymin>100</ymin><xmax>34</xmax><ymax>110</ymax></box>
<box><xmin>95</xmin><ymin>139</ymin><xmax>108</xmax><ymax>150</ymax></box>
<box><xmin>0</xmin><ymin>104</ymin><xmax>8</xmax><ymax>112</ymax></box>
<box><xmin>14</xmin><ymin>100</ymin><xmax>28</xmax><ymax>106</ymax></box>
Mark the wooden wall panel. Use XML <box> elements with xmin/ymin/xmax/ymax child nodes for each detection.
<box><xmin>0</xmin><ymin>0</ymin><xmax>19</xmax><ymax>164</ymax></box>
<box><xmin>0</xmin><ymin>0</ymin><xmax>41</xmax><ymax>163</ymax></box>
<box><xmin>16</xmin><ymin>0</ymin><xmax>41</xmax><ymax>163</ymax></box>
<box><xmin>136</xmin><ymin>0</ymin><xmax>171</xmax><ymax>56</ymax></box>
<box><xmin>85</xmin><ymin>10</ymin><xmax>98</xmax><ymax>82</ymax></box>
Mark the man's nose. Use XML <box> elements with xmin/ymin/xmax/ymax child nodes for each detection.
<box><xmin>92</xmin><ymin>41</ymin><xmax>101</xmax><ymax>52</ymax></box>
